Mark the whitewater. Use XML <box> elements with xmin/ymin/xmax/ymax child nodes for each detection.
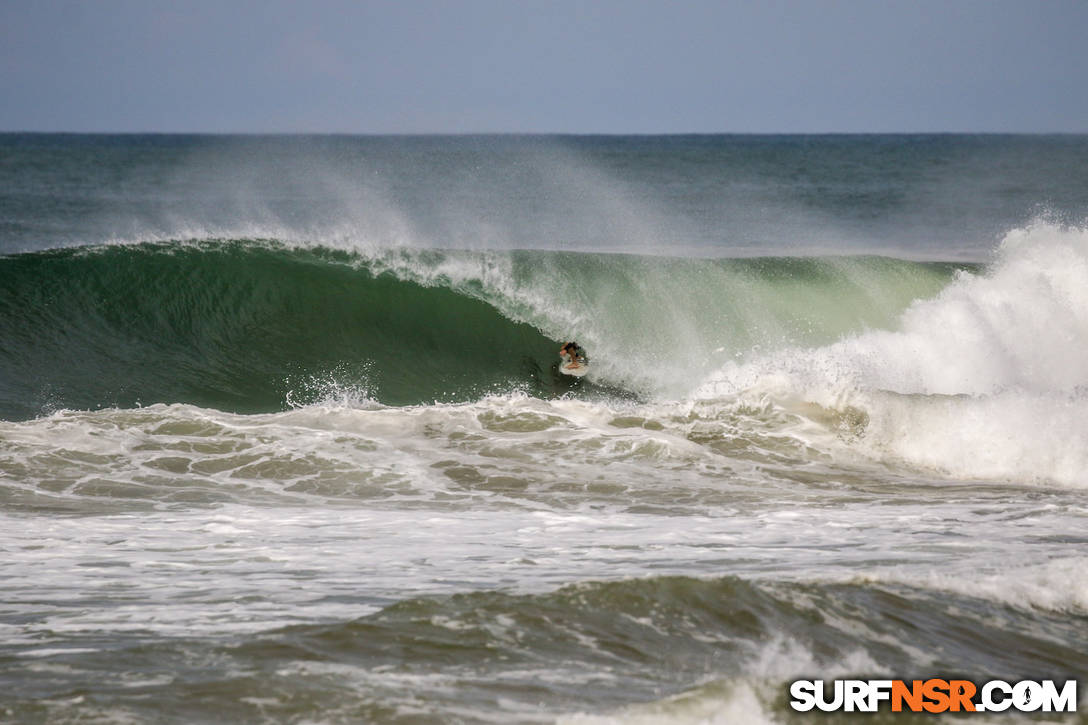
<box><xmin>0</xmin><ymin>134</ymin><xmax>1086</xmax><ymax>724</ymax></box>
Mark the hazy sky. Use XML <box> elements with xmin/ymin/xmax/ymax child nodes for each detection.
<box><xmin>2</xmin><ymin>0</ymin><xmax>1086</xmax><ymax>134</ymax></box>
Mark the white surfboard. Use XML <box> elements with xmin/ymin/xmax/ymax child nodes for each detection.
<box><xmin>560</xmin><ymin>362</ymin><xmax>589</xmax><ymax>377</ymax></box>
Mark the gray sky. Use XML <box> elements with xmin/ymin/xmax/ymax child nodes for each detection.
<box><xmin>2</xmin><ymin>0</ymin><xmax>1086</xmax><ymax>133</ymax></box>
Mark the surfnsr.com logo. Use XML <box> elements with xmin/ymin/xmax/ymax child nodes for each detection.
<box><xmin>789</xmin><ymin>679</ymin><xmax>1078</xmax><ymax>713</ymax></box>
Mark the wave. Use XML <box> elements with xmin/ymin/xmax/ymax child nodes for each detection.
<box><xmin>9</xmin><ymin>573</ymin><xmax>1082</xmax><ymax>724</ymax></box>
<box><xmin>0</xmin><ymin>238</ymin><xmax>963</xmax><ymax>420</ymax></box>
<box><xmin>4</xmin><ymin>223</ymin><xmax>1085</xmax><ymax>489</ymax></box>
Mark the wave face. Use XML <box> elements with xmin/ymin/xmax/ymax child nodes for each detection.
<box><xmin>0</xmin><ymin>242</ymin><xmax>565</xmax><ymax>418</ymax></box>
<box><xmin>0</xmin><ymin>240</ymin><xmax>964</xmax><ymax>420</ymax></box>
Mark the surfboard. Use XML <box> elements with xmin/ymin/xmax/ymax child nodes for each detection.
<box><xmin>560</xmin><ymin>362</ymin><xmax>589</xmax><ymax>377</ymax></box>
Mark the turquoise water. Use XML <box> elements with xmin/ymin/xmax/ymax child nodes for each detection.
<box><xmin>1</xmin><ymin>135</ymin><xmax>1086</xmax><ymax>724</ymax></box>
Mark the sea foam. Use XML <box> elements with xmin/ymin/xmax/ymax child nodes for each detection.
<box><xmin>696</xmin><ymin>222</ymin><xmax>1088</xmax><ymax>488</ymax></box>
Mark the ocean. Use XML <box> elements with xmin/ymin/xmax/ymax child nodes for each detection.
<box><xmin>0</xmin><ymin>134</ymin><xmax>1086</xmax><ymax>724</ymax></box>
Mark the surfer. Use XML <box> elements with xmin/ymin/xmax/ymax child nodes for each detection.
<box><xmin>560</xmin><ymin>341</ymin><xmax>587</xmax><ymax>370</ymax></box>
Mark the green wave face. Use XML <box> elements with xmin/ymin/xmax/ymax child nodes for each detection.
<box><xmin>0</xmin><ymin>242</ymin><xmax>574</xmax><ymax>419</ymax></box>
<box><xmin>0</xmin><ymin>240</ymin><xmax>967</xmax><ymax>420</ymax></box>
